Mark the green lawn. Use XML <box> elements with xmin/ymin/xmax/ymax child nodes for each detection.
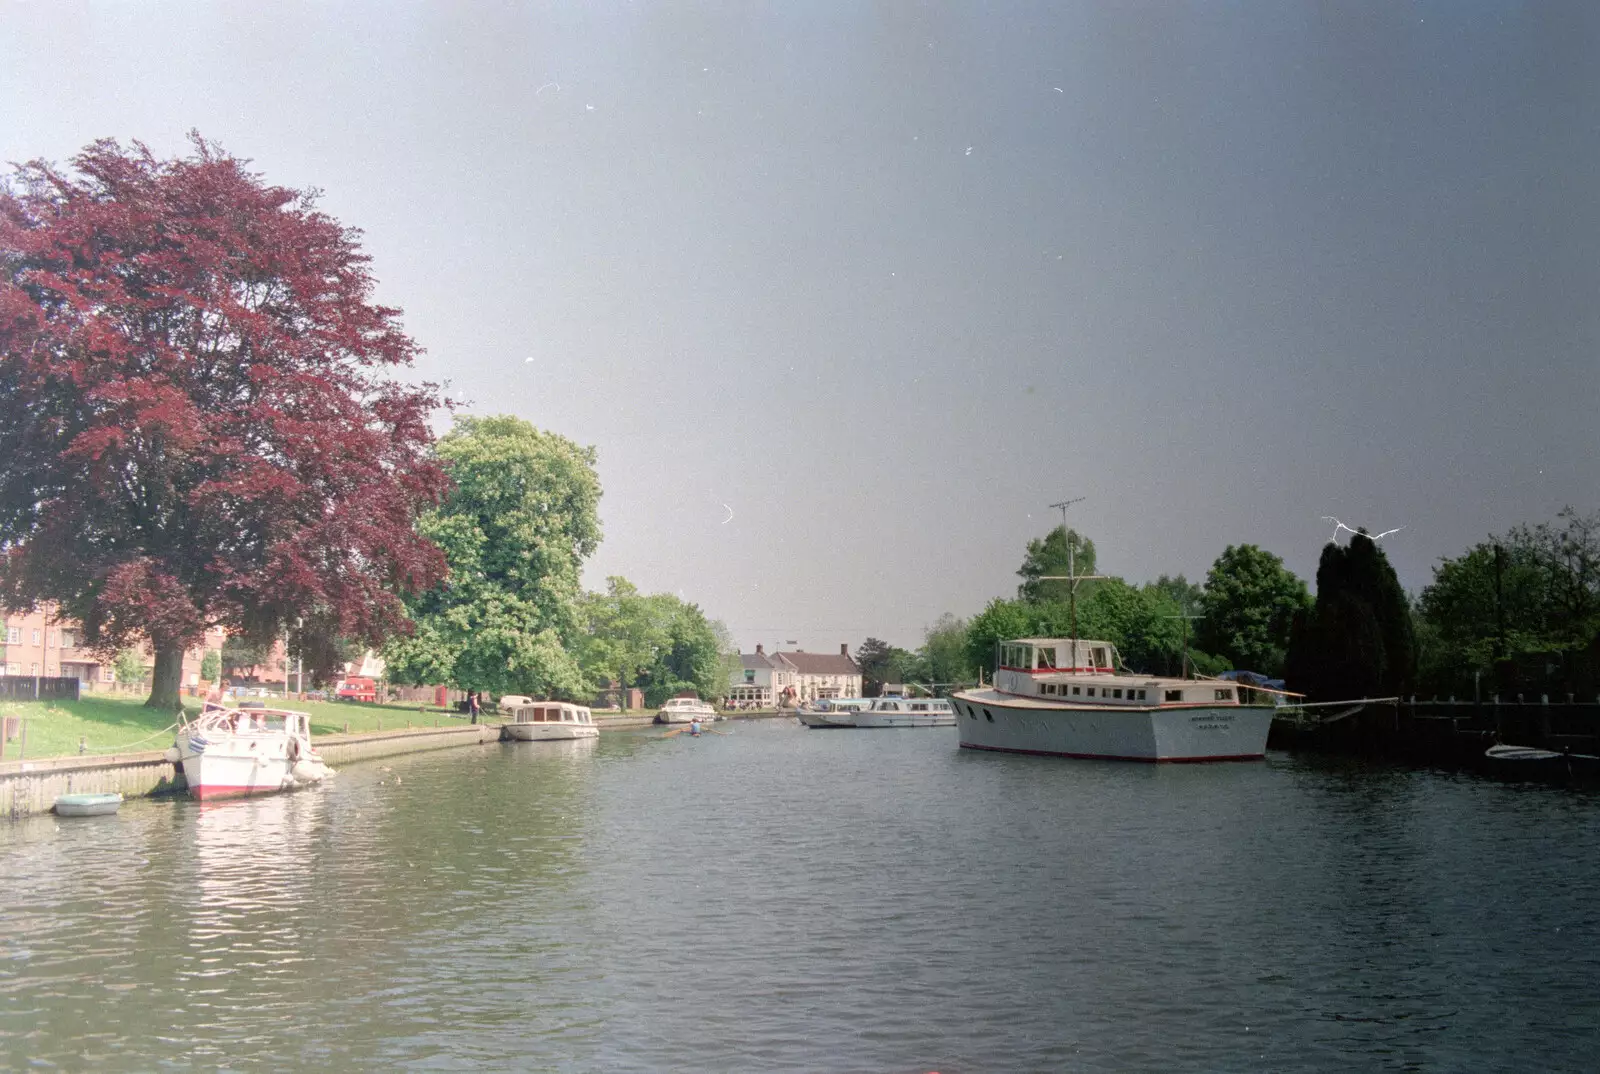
<box><xmin>0</xmin><ymin>693</ymin><xmax>477</xmax><ymax>761</ymax></box>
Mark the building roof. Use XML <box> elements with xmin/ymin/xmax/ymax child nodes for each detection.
<box><xmin>773</xmin><ymin>650</ymin><xmax>860</xmax><ymax>676</ymax></box>
<box><xmin>740</xmin><ymin>652</ymin><xmax>775</xmax><ymax>670</ymax></box>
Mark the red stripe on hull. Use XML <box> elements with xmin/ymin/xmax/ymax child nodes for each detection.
<box><xmin>958</xmin><ymin>742</ymin><xmax>1264</xmax><ymax>763</ymax></box>
<box><xmin>188</xmin><ymin>784</ymin><xmax>285</xmax><ymax>801</ymax></box>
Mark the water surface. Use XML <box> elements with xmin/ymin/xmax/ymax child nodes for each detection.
<box><xmin>2</xmin><ymin>719</ymin><xmax>1597</xmax><ymax>1071</ymax></box>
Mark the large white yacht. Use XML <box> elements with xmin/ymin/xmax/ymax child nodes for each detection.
<box><xmin>950</xmin><ymin>638</ymin><xmax>1273</xmax><ymax>762</ymax></box>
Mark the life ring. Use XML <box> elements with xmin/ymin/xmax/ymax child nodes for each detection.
<box><xmin>287</xmin><ymin>737</ymin><xmax>301</xmax><ymax>763</ymax></box>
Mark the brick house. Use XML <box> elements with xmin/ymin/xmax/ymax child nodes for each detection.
<box><xmin>1</xmin><ymin>605</ymin><xmax>224</xmax><ymax>690</ymax></box>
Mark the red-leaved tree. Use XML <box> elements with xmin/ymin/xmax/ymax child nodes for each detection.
<box><xmin>0</xmin><ymin>135</ymin><xmax>449</xmax><ymax>709</ymax></box>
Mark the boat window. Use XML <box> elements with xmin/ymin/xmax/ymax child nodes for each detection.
<box><xmin>967</xmin><ymin>705</ymin><xmax>976</xmax><ymax>719</ymax></box>
<box><xmin>1214</xmin><ymin>689</ymin><xmax>1234</xmax><ymax>701</ymax></box>
<box><xmin>1112</xmin><ymin>688</ymin><xmax>1122</xmax><ymax>699</ymax></box>
<box><xmin>1165</xmin><ymin>690</ymin><xmax>1183</xmax><ymax>702</ymax></box>
<box><xmin>1086</xmin><ymin>688</ymin><xmax>1095</xmax><ymax>697</ymax></box>
<box><xmin>1071</xmin><ymin>686</ymin><xmax>1080</xmax><ymax>696</ymax></box>
<box><xmin>1092</xmin><ymin>647</ymin><xmax>1108</xmax><ymax>668</ymax></box>
<box><xmin>1136</xmin><ymin>690</ymin><xmax>1147</xmax><ymax>701</ymax></box>
<box><xmin>881</xmin><ymin>702</ymin><xmax>899</xmax><ymax>711</ymax></box>
<box><xmin>983</xmin><ymin>708</ymin><xmax>994</xmax><ymax>722</ymax></box>
<box><xmin>1036</xmin><ymin>647</ymin><xmax>1057</xmax><ymax>669</ymax></box>
<box><xmin>911</xmin><ymin>703</ymin><xmax>926</xmax><ymax>711</ymax></box>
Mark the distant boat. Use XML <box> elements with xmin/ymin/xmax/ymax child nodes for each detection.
<box><xmin>54</xmin><ymin>792</ymin><xmax>122</xmax><ymax>817</ymax></box>
<box><xmin>799</xmin><ymin>697</ymin><xmax>956</xmax><ymax>729</ymax></box>
<box><xmin>950</xmin><ymin>638</ymin><xmax>1274</xmax><ymax>762</ymax></box>
<box><xmin>503</xmin><ymin>701</ymin><xmax>599</xmax><ymax>741</ymax></box>
<box><xmin>655</xmin><ymin>697</ymin><xmax>718</xmax><ymax>724</ymax></box>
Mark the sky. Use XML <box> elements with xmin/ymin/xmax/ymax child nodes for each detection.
<box><xmin>4</xmin><ymin>2</ymin><xmax>1597</xmax><ymax>654</ymax></box>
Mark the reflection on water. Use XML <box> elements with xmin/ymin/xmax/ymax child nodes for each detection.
<box><xmin>2</xmin><ymin>725</ymin><xmax>1598</xmax><ymax>1071</ymax></box>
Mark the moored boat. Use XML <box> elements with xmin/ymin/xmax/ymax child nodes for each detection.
<box><xmin>504</xmin><ymin>700</ymin><xmax>600</xmax><ymax>741</ymax></box>
<box><xmin>54</xmin><ymin>792</ymin><xmax>123</xmax><ymax>817</ymax></box>
<box><xmin>654</xmin><ymin>697</ymin><xmax>718</xmax><ymax>724</ymax></box>
<box><xmin>951</xmin><ymin>638</ymin><xmax>1274</xmax><ymax>762</ymax></box>
<box><xmin>800</xmin><ymin>696</ymin><xmax>955</xmax><ymax>729</ymax></box>
<box><xmin>173</xmin><ymin>704</ymin><xmax>334</xmax><ymax>800</ymax></box>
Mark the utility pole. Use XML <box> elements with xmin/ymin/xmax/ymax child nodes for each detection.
<box><xmin>1163</xmin><ymin>610</ymin><xmax>1205</xmax><ymax>679</ymax></box>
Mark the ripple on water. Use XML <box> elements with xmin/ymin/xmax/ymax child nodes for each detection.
<box><xmin>1</xmin><ymin>727</ymin><xmax>1598</xmax><ymax>1070</ymax></box>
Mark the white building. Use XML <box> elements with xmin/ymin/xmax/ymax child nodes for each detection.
<box><xmin>772</xmin><ymin>644</ymin><xmax>862</xmax><ymax>702</ymax></box>
<box><xmin>727</xmin><ymin>644</ymin><xmax>794</xmax><ymax>706</ymax></box>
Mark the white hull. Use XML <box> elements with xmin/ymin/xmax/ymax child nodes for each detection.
<box><xmin>799</xmin><ymin>710</ymin><xmax>955</xmax><ymax>729</ymax></box>
<box><xmin>951</xmin><ymin>689</ymin><xmax>1273</xmax><ymax>762</ymax></box>
<box><xmin>177</xmin><ymin>722</ymin><xmax>332</xmax><ymax>800</ymax></box>
<box><xmin>656</xmin><ymin>710</ymin><xmax>717</xmax><ymax>724</ymax></box>
<box><xmin>504</xmin><ymin>722</ymin><xmax>599</xmax><ymax>741</ymax></box>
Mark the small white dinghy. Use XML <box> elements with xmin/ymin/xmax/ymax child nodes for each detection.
<box><xmin>54</xmin><ymin>792</ymin><xmax>123</xmax><ymax>817</ymax></box>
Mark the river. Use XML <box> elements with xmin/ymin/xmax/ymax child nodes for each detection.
<box><xmin>2</xmin><ymin>719</ymin><xmax>1597</xmax><ymax>1071</ymax></box>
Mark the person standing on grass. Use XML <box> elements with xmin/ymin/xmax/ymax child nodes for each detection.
<box><xmin>468</xmin><ymin>690</ymin><xmax>480</xmax><ymax>724</ymax></box>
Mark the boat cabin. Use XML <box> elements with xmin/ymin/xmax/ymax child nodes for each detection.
<box><xmin>998</xmin><ymin>638</ymin><xmax>1117</xmax><ymax>675</ymax></box>
<box><xmin>510</xmin><ymin>702</ymin><xmax>594</xmax><ymax>726</ymax></box>
<box><xmin>198</xmin><ymin>704</ymin><xmax>311</xmax><ymax>737</ymax></box>
<box><xmin>866</xmin><ymin>698</ymin><xmax>954</xmax><ymax>714</ymax></box>
<box><xmin>992</xmin><ymin>638</ymin><xmax>1237</xmax><ymax>708</ymax></box>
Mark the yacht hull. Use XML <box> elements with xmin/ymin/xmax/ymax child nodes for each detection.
<box><xmin>950</xmin><ymin>690</ymin><xmax>1273</xmax><ymax>762</ymax></box>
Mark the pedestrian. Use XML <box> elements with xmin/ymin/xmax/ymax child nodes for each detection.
<box><xmin>468</xmin><ymin>690</ymin><xmax>480</xmax><ymax>724</ymax></box>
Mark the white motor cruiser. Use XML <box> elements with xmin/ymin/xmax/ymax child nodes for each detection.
<box><xmin>654</xmin><ymin>697</ymin><xmax>718</xmax><ymax>724</ymax></box>
<box><xmin>503</xmin><ymin>700</ymin><xmax>600</xmax><ymax>741</ymax></box>
<box><xmin>171</xmin><ymin>704</ymin><xmax>334</xmax><ymax>800</ymax></box>
<box><xmin>800</xmin><ymin>696</ymin><xmax>956</xmax><ymax>729</ymax></box>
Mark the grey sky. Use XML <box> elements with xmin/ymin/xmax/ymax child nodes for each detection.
<box><xmin>4</xmin><ymin>2</ymin><xmax>1597</xmax><ymax>653</ymax></box>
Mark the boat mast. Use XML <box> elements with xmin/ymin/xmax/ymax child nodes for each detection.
<box><xmin>1042</xmin><ymin>497</ymin><xmax>1106</xmax><ymax>670</ymax></box>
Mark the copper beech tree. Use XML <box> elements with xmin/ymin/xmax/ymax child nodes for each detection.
<box><xmin>0</xmin><ymin>136</ymin><xmax>448</xmax><ymax>709</ymax></box>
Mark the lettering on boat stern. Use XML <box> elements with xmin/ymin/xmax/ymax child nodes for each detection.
<box><xmin>1189</xmin><ymin>713</ymin><xmax>1237</xmax><ymax>731</ymax></box>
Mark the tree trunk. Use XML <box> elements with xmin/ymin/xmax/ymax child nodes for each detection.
<box><xmin>145</xmin><ymin>641</ymin><xmax>186</xmax><ymax>712</ymax></box>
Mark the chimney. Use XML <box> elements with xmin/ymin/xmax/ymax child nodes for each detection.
<box><xmin>840</xmin><ymin>643</ymin><xmax>849</xmax><ymax>656</ymax></box>
<box><xmin>755</xmin><ymin>644</ymin><xmax>764</xmax><ymax>655</ymax></box>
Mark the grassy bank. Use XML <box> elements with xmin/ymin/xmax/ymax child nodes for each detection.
<box><xmin>0</xmin><ymin>694</ymin><xmax>478</xmax><ymax>762</ymax></box>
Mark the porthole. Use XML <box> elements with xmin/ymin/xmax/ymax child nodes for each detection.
<box><xmin>984</xmin><ymin>708</ymin><xmax>994</xmax><ymax>722</ymax></box>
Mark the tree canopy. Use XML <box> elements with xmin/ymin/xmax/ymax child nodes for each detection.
<box><xmin>1286</xmin><ymin>532</ymin><xmax>1413</xmax><ymax>702</ymax></box>
<box><xmin>382</xmin><ymin>415</ymin><xmax>599</xmax><ymax>698</ymax></box>
<box><xmin>1016</xmin><ymin>526</ymin><xmax>1098</xmax><ymax>603</ymax></box>
<box><xmin>576</xmin><ymin>577</ymin><xmax>729</xmax><ymax>707</ymax></box>
<box><xmin>0</xmin><ymin>136</ymin><xmax>447</xmax><ymax>709</ymax></box>
<box><xmin>1416</xmin><ymin>507</ymin><xmax>1600</xmax><ymax>695</ymax></box>
<box><xmin>1195</xmin><ymin>545</ymin><xmax>1311</xmax><ymax>677</ymax></box>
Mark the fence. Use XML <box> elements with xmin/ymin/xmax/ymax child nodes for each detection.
<box><xmin>0</xmin><ymin>676</ymin><xmax>81</xmax><ymax>702</ymax></box>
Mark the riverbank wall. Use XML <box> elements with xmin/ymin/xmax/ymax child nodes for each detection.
<box><xmin>1</xmin><ymin>722</ymin><xmax>501</xmax><ymax>820</ymax></box>
<box><xmin>1270</xmin><ymin>698</ymin><xmax>1600</xmax><ymax>778</ymax></box>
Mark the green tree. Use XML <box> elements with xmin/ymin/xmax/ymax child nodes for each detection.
<box><xmin>112</xmin><ymin>649</ymin><xmax>147</xmax><ymax>686</ymax></box>
<box><xmin>1195</xmin><ymin>545</ymin><xmax>1312</xmax><ymax>677</ymax></box>
<box><xmin>199</xmin><ymin>650</ymin><xmax>221</xmax><ymax>683</ymax></box>
<box><xmin>856</xmin><ymin>637</ymin><xmax>921</xmax><ymax>695</ymax></box>
<box><xmin>383</xmin><ymin>415</ymin><xmax>599</xmax><ymax>699</ymax></box>
<box><xmin>1286</xmin><ymin>532</ymin><xmax>1412</xmax><ymax>702</ymax></box>
<box><xmin>919</xmin><ymin>614</ymin><xmax>970</xmax><ymax>686</ymax></box>
<box><xmin>577</xmin><ymin>578</ymin><xmax>727</xmax><ymax>706</ymax></box>
<box><xmin>1415</xmin><ymin>508</ymin><xmax>1600</xmax><ymax>695</ymax></box>
<box><xmin>1017</xmin><ymin>527</ymin><xmax>1098</xmax><ymax>604</ymax></box>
